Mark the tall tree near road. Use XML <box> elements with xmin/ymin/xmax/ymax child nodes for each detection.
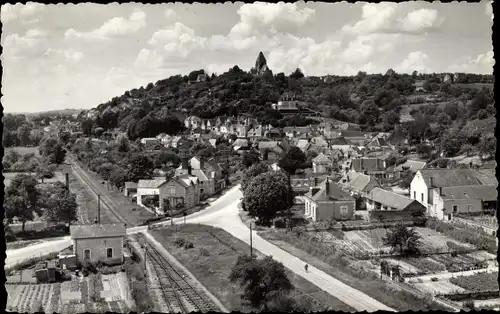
<box><xmin>39</xmin><ymin>137</ymin><xmax>67</xmax><ymax>164</ymax></box>
<box><xmin>241</xmin><ymin>162</ymin><xmax>269</xmax><ymax>193</ymax></box>
<box><xmin>243</xmin><ymin>170</ymin><xmax>293</xmax><ymax>226</ymax></box>
<box><xmin>125</xmin><ymin>154</ymin><xmax>154</xmax><ymax>183</ymax></box>
<box><xmin>40</xmin><ymin>182</ymin><xmax>78</xmax><ymax>226</ymax></box>
<box><xmin>4</xmin><ymin>174</ymin><xmax>42</xmax><ymax>232</ymax></box>
<box><xmin>278</xmin><ymin>146</ymin><xmax>306</xmax><ymax>230</ymax></box>
<box><xmin>383</xmin><ymin>223</ymin><xmax>423</xmax><ymax>255</ymax></box>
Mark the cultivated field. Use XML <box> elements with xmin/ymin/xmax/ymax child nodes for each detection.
<box><xmin>6</xmin><ymin>273</ymin><xmax>134</xmax><ymax>313</ymax></box>
<box><xmin>150</xmin><ymin>224</ymin><xmax>354</xmax><ymax>312</ymax></box>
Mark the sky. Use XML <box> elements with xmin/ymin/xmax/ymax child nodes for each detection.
<box><xmin>1</xmin><ymin>1</ymin><xmax>494</xmax><ymax>113</ymax></box>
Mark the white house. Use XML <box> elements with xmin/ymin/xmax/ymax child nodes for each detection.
<box><xmin>410</xmin><ymin>168</ymin><xmax>496</xmax><ymax>219</ymax></box>
<box><xmin>312</xmin><ymin>153</ymin><xmax>331</xmax><ymax>174</ymax></box>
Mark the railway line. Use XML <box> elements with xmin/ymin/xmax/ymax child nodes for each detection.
<box><xmin>136</xmin><ymin>234</ymin><xmax>219</xmax><ymax>313</ymax></box>
<box><xmin>66</xmin><ymin>155</ymin><xmax>135</xmax><ymax>227</ymax></box>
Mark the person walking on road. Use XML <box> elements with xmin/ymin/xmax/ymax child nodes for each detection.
<box><xmin>305</xmin><ymin>264</ymin><xmax>309</xmax><ymax>272</ymax></box>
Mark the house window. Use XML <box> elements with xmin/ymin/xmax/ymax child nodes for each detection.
<box><xmin>413</xmin><ymin>191</ymin><xmax>416</xmax><ymax>199</ymax></box>
<box><xmin>340</xmin><ymin>206</ymin><xmax>349</xmax><ymax>216</ymax></box>
<box><xmin>421</xmin><ymin>193</ymin><xmax>424</xmax><ymax>202</ymax></box>
<box><xmin>453</xmin><ymin>205</ymin><xmax>458</xmax><ymax>213</ymax></box>
<box><xmin>467</xmin><ymin>205</ymin><xmax>472</xmax><ymax>212</ymax></box>
<box><xmin>169</xmin><ymin>186</ymin><xmax>176</xmax><ymax>195</ymax></box>
<box><xmin>107</xmin><ymin>248</ymin><xmax>113</xmax><ymax>258</ymax></box>
<box><xmin>84</xmin><ymin>249</ymin><xmax>91</xmax><ymax>260</ymax></box>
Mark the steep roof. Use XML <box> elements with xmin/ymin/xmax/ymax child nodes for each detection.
<box><xmin>70</xmin><ymin>223</ymin><xmax>126</xmax><ymax>239</ymax></box>
<box><xmin>339</xmin><ymin>171</ymin><xmax>380</xmax><ymax>192</ymax></box>
<box><xmin>331</xmin><ymin>136</ymin><xmax>350</xmax><ymax>146</ymax></box>
<box><xmin>232</xmin><ymin>139</ymin><xmax>249</xmax><ymax>147</ymax></box>
<box><xmin>297</xmin><ymin>139</ymin><xmax>310</xmax><ymax>151</ymax></box>
<box><xmin>419</xmin><ymin>169</ymin><xmax>482</xmax><ymax>188</ymax></box>
<box><xmin>313</xmin><ymin>153</ymin><xmax>330</xmax><ymax>164</ymax></box>
<box><xmin>474</xmin><ymin>168</ymin><xmax>497</xmax><ymax>186</ymax></box>
<box><xmin>305</xmin><ymin>179</ymin><xmax>354</xmax><ymax>202</ymax></box>
<box><xmin>138</xmin><ymin>179</ymin><xmax>167</xmax><ymax>189</ymax></box>
<box><xmin>369</xmin><ymin>188</ymin><xmax>420</xmax><ymax>211</ymax></box>
<box><xmin>340</xmin><ymin>130</ymin><xmax>364</xmax><ymax>138</ymax></box>
<box><xmin>440</xmin><ymin>185</ymin><xmax>497</xmax><ymax>201</ymax></box>
<box><xmin>124</xmin><ymin>182</ymin><xmax>138</xmax><ymax>189</ymax></box>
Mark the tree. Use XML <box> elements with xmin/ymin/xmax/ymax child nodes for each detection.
<box><xmin>125</xmin><ymin>154</ymin><xmax>154</xmax><ymax>182</ymax></box>
<box><xmin>359</xmin><ymin>100</ymin><xmax>380</xmax><ymax>127</ymax></box>
<box><xmin>289</xmin><ymin>68</ymin><xmax>304</xmax><ymax>79</ymax></box>
<box><xmin>241</xmin><ymin>162</ymin><xmax>269</xmax><ymax>192</ymax></box>
<box><xmin>4</xmin><ymin>174</ymin><xmax>42</xmax><ymax>232</ymax></box>
<box><xmin>109</xmin><ymin>167</ymin><xmax>127</xmax><ymax>189</ymax></box>
<box><xmin>241</xmin><ymin>150</ymin><xmax>261</xmax><ymax>168</ymax></box>
<box><xmin>229</xmin><ymin>255</ymin><xmax>294</xmax><ymax>311</ymax></box>
<box><xmin>40</xmin><ymin>182</ymin><xmax>78</xmax><ymax>225</ymax></box>
<box><xmin>17</xmin><ymin>124</ymin><xmax>32</xmax><ymax>146</ymax></box>
<box><xmin>243</xmin><ymin>171</ymin><xmax>293</xmax><ymax>225</ymax></box>
<box><xmin>278</xmin><ymin>146</ymin><xmax>307</xmax><ymax>176</ymax></box>
<box><xmin>116</xmin><ymin>134</ymin><xmax>131</xmax><ymax>152</ymax></box>
<box><xmin>383</xmin><ymin>223</ymin><xmax>422</xmax><ymax>255</ymax></box>
<box><xmin>39</xmin><ymin>137</ymin><xmax>67</xmax><ymax>164</ymax></box>
<box><xmin>35</xmin><ymin>162</ymin><xmax>56</xmax><ymax>181</ymax></box>
<box><xmin>81</xmin><ymin>119</ymin><xmax>93</xmax><ymax>136</ymax></box>
<box><xmin>416</xmin><ymin>143</ymin><xmax>432</xmax><ymax>159</ymax></box>
<box><xmin>441</xmin><ymin>132</ymin><xmax>464</xmax><ymax>157</ymax></box>
<box><xmin>478</xmin><ymin>133</ymin><xmax>496</xmax><ymax>158</ymax></box>
<box><xmin>398</xmin><ymin>172</ymin><xmax>413</xmax><ymax>189</ymax></box>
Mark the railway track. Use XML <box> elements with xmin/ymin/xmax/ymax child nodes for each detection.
<box><xmin>67</xmin><ymin>155</ymin><xmax>135</xmax><ymax>227</ymax></box>
<box><xmin>137</xmin><ymin>234</ymin><xmax>218</xmax><ymax>313</ymax></box>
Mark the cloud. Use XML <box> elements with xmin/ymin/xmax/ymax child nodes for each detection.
<box><xmin>342</xmin><ymin>3</ymin><xmax>397</xmax><ymax>35</ymax></box>
<box><xmin>133</xmin><ymin>48</ymin><xmax>164</xmax><ymax>69</ymax></box>
<box><xmin>164</xmin><ymin>8</ymin><xmax>178</xmax><ymax>21</ymax></box>
<box><xmin>342</xmin><ymin>4</ymin><xmax>442</xmax><ymax>35</ymax></box>
<box><xmin>2</xmin><ymin>28</ymin><xmax>48</xmax><ymax>61</ymax></box>
<box><xmin>448</xmin><ymin>50</ymin><xmax>494</xmax><ymax>74</ymax></box>
<box><xmin>1</xmin><ymin>2</ymin><xmax>44</xmax><ymax>24</ymax></box>
<box><xmin>65</xmin><ymin>9</ymin><xmax>147</xmax><ymax>40</ymax></box>
<box><xmin>229</xmin><ymin>2</ymin><xmax>315</xmax><ymax>38</ymax></box>
<box><xmin>395</xmin><ymin>51</ymin><xmax>430</xmax><ymax>73</ymax></box>
<box><xmin>400</xmin><ymin>8</ymin><xmax>442</xmax><ymax>33</ymax></box>
<box><xmin>44</xmin><ymin>48</ymin><xmax>84</xmax><ymax>63</ymax></box>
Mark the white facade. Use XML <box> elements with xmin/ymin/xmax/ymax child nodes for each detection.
<box><xmin>409</xmin><ymin>171</ymin><xmax>430</xmax><ymax>214</ymax></box>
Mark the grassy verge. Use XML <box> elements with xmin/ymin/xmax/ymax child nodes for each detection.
<box><xmin>6</xmin><ymin>240</ymin><xmax>42</xmax><ymax>250</ymax></box>
<box><xmin>5</xmin><ymin>252</ymin><xmax>60</xmax><ymax>275</ymax></box>
<box><xmin>259</xmin><ymin>229</ymin><xmax>449</xmax><ymax>311</ymax></box>
<box><xmin>150</xmin><ymin>224</ymin><xmax>354</xmax><ymax>312</ymax></box>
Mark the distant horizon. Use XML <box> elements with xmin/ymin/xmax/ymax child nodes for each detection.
<box><xmin>2</xmin><ymin>2</ymin><xmax>493</xmax><ymax>113</ymax></box>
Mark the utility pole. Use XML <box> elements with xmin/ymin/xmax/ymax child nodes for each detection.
<box><xmin>250</xmin><ymin>223</ymin><xmax>253</xmax><ymax>259</ymax></box>
<box><xmin>97</xmin><ymin>194</ymin><xmax>101</xmax><ymax>224</ymax></box>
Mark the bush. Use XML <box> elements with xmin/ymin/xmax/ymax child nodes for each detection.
<box><xmin>183</xmin><ymin>241</ymin><xmax>194</xmax><ymax>249</ymax></box>
<box><xmin>174</xmin><ymin>238</ymin><xmax>186</xmax><ymax>247</ymax></box>
<box><xmin>199</xmin><ymin>248</ymin><xmax>210</xmax><ymax>256</ymax></box>
<box><xmin>82</xmin><ymin>261</ymin><xmax>98</xmax><ymax>276</ymax></box>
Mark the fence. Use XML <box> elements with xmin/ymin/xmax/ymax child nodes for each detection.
<box><xmin>437</xmin><ymin>290</ymin><xmax>500</xmax><ymax>302</ymax></box>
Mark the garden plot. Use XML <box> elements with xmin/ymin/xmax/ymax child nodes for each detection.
<box><xmin>428</xmin><ymin>254</ymin><xmax>484</xmax><ymax>272</ymax></box>
<box><xmin>401</xmin><ymin>257</ymin><xmax>446</xmax><ymax>274</ymax></box>
<box><xmin>6</xmin><ymin>283</ymin><xmax>56</xmax><ymax>313</ymax></box>
<box><xmin>413</xmin><ymin>281</ymin><xmax>466</xmax><ymax>296</ymax></box>
<box><xmin>414</xmin><ymin>227</ymin><xmax>476</xmax><ymax>251</ymax></box>
<box><xmin>339</xmin><ymin>229</ymin><xmax>395</xmax><ymax>254</ymax></box>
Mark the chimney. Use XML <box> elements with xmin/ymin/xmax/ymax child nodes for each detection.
<box><xmin>429</xmin><ymin>177</ymin><xmax>433</xmax><ymax>187</ymax></box>
<box><xmin>314</xmin><ymin>177</ymin><xmax>318</xmax><ymax>187</ymax></box>
<box><xmin>376</xmin><ymin>159</ymin><xmax>379</xmax><ymax>169</ymax></box>
<box><xmin>439</xmin><ymin>187</ymin><xmax>442</xmax><ymax>196</ymax></box>
<box><xmin>181</xmin><ymin>158</ymin><xmax>190</xmax><ymax>170</ymax></box>
<box><xmin>199</xmin><ymin>158</ymin><xmax>205</xmax><ymax>170</ymax></box>
<box><xmin>361</xmin><ymin>158</ymin><xmax>364</xmax><ymax>170</ymax></box>
<box><xmin>65</xmin><ymin>173</ymin><xmax>69</xmax><ymax>190</ymax></box>
<box><xmin>347</xmin><ymin>175</ymin><xmax>350</xmax><ymax>181</ymax></box>
<box><xmin>325</xmin><ymin>178</ymin><xmax>330</xmax><ymax>195</ymax></box>
<box><xmin>188</xmin><ymin>165</ymin><xmax>192</xmax><ymax>175</ymax></box>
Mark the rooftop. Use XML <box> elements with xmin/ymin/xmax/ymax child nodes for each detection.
<box><xmin>369</xmin><ymin>188</ymin><xmax>421</xmax><ymax>211</ymax></box>
<box><xmin>440</xmin><ymin>185</ymin><xmax>497</xmax><ymax>201</ymax></box>
<box><xmin>305</xmin><ymin>179</ymin><xmax>354</xmax><ymax>202</ymax></box>
<box><xmin>137</xmin><ymin>179</ymin><xmax>167</xmax><ymax>189</ymax></box>
<box><xmin>70</xmin><ymin>223</ymin><xmax>126</xmax><ymax>239</ymax></box>
<box><xmin>419</xmin><ymin>169</ymin><xmax>484</xmax><ymax>188</ymax></box>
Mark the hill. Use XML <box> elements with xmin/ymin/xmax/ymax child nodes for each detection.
<box><xmin>76</xmin><ymin>53</ymin><xmax>494</xmax><ymax>142</ymax></box>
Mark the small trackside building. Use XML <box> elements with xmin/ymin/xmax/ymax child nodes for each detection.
<box><xmin>366</xmin><ymin>188</ymin><xmax>426</xmax><ymax>221</ymax></box>
<box><xmin>304</xmin><ymin>178</ymin><xmax>356</xmax><ymax>222</ymax></box>
<box><xmin>70</xmin><ymin>223</ymin><xmax>126</xmax><ymax>266</ymax></box>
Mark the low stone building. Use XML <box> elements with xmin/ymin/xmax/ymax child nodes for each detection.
<box><xmin>70</xmin><ymin>223</ymin><xmax>126</xmax><ymax>266</ymax></box>
<box><xmin>304</xmin><ymin>178</ymin><xmax>356</xmax><ymax>222</ymax></box>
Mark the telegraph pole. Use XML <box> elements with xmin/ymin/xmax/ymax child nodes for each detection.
<box><xmin>97</xmin><ymin>194</ymin><xmax>101</xmax><ymax>224</ymax></box>
<box><xmin>250</xmin><ymin>223</ymin><xmax>253</xmax><ymax>259</ymax></box>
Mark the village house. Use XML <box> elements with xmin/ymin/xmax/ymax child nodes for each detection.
<box><xmin>350</xmin><ymin>158</ymin><xmax>388</xmax><ymax>179</ymax></box>
<box><xmin>169</xmin><ymin>136</ymin><xmax>182</xmax><ymax>148</ymax></box>
<box><xmin>177</xmin><ymin>137</ymin><xmax>195</xmax><ymax>151</ymax></box>
<box><xmin>410</xmin><ymin>168</ymin><xmax>497</xmax><ymax>219</ymax></box>
<box><xmin>312</xmin><ymin>153</ymin><xmax>331</xmax><ymax>174</ymax></box>
<box><xmin>309</xmin><ymin>136</ymin><xmax>329</xmax><ymax>152</ymax></box>
<box><xmin>340</xmin><ymin>130</ymin><xmax>366</xmax><ymax>146</ymax></box>
<box><xmin>391</xmin><ymin>160</ymin><xmax>427</xmax><ymax>179</ymax></box>
<box><xmin>232</xmin><ymin>138</ymin><xmax>250</xmax><ymax>152</ymax></box>
<box><xmin>176</xmin><ymin>156</ymin><xmax>224</xmax><ymax>197</ymax></box>
<box><xmin>70</xmin><ymin>223</ymin><xmax>126</xmax><ymax>265</ymax></box>
<box><xmin>247</xmin><ymin>125</ymin><xmax>264</xmax><ymax>139</ymax></box>
<box><xmin>366</xmin><ymin>136</ymin><xmax>390</xmax><ymax>150</ymax></box>
<box><xmin>140</xmin><ymin>137</ymin><xmax>160</xmax><ymax>147</ymax></box>
<box><xmin>365</xmin><ymin>188</ymin><xmax>426</xmax><ymax>221</ymax></box>
<box><xmin>338</xmin><ymin>171</ymin><xmax>381</xmax><ymax>197</ymax></box>
<box><xmin>257</xmin><ymin>141</ymin><xmax>283</xmax><ymax>161</ymax></box>
<box><xmin>431</xmin><ymin>185</ymin><xmax>497</xmax><ymax>221</ymax></box>
<box><xmin>304</xmin><ymin>178</ymin><xmax>356</xmax><ymax>222</ymax></box>
<box><xmin>283</xmin><ymin>126</ymin><xmax>312</xmax><ymax>139</ymax></box>
<box><xmin>329</xmin><ymin>136</ymin><xmax>352</xmax><ymax>153</ymax></box>
<box><xmin>296</xmin><ymin>139</ymin><xmax>311</xmax><ymax>153</ymax></box>
<box><xmin>184</xmin><ymin>116</ymin><xmax>202</xmax><ymax>129</ymax></box>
